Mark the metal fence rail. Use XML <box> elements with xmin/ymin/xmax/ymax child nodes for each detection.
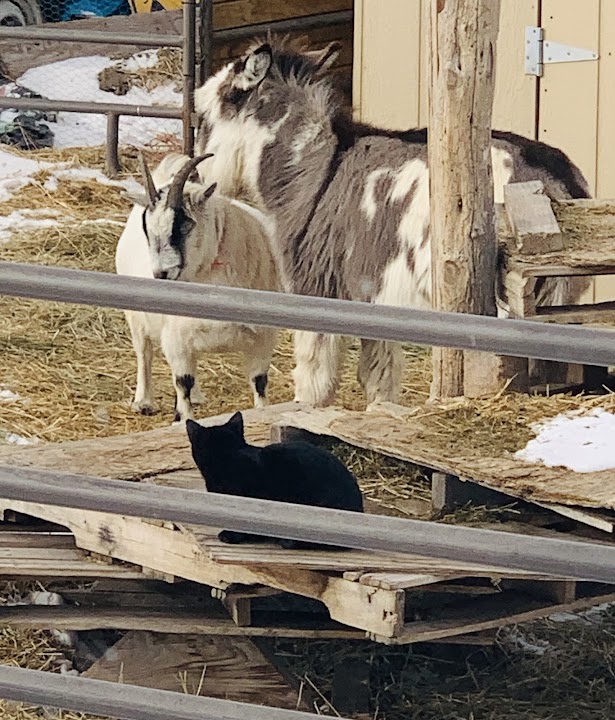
<box><xmin>0</xmin><ymin>665</ymin><xmax>328</xmax><ymax>720</ymax></box>
<box><xmin>1</xmin><ymin>261</ymin><xmax>615</xmax><ymax>367</ymax></box>
<box><xmin>0</xmin><ymin>463</ymin><xmax>614</xmax><ymax>583</ymax></box>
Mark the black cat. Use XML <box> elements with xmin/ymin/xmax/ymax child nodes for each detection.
<box><xmin>185</xmin><ymin>411</ymin><xmax>364</xmax><ymax>549</ymax></box>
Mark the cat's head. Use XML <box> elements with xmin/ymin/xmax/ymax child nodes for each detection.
<box><xmin>185</xmin><ymin>411</ymin><xmax>246</xmax><ymax>486</ymax></box>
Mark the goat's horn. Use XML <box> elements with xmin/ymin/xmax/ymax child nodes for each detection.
<box><xmin>138</xmin><ymin>152</ymin><xmax>158</xmax><ymax>208</ymax></box>
<box><xmin>166</xmin><ymin>153</ymin><xmax>214</xmax><ymax>209</ymax></box>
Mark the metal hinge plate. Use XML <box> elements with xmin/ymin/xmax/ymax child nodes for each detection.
<box><xmin>525</xmin><ymin>26</ymin><xmax>598</xmax><ymax>76</ymax></box>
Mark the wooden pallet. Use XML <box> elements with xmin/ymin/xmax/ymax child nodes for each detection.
<box><xmin>0</xmin><ymin>403</ymin><xmax>612</xmax><ymax>644</ymax></box>
<box><xmin>478</xmin><ymin>185</ymin><xmax>615</xmax><ymax>395</ymax></box>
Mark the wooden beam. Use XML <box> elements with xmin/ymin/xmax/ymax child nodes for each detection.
<box><xmin>428</xmin><ymin>0</ymin><xmax>501</xmax><ymax>398</ymax></box>
<box><xmin>503</xmin><ymin>181</ymin><xmax>564</xmax><ymax>254</ymax></box>
<box><xmin>431</xmin><ymin>472</ymin><xmax>515</xmax><ymax>513</ymax></box>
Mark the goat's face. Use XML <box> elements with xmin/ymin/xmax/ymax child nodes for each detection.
<box><xmin>130</xmin><ymin>154</ymin><xmax>216</xmax><ymax>282</ymax></box>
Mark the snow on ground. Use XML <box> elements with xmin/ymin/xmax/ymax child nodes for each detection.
<box><xmin>0</xmin><ymin>149</ymin><xmax>54</xmax><ymax>201</ymax></box>
<box><xmin>515</xmin><ymin>408</ymin><xmax>615</xmax><ymax>473</ymax></box>
<box><xmin>17</xmin><ymin>53</ymin><xmax>182</xmax><ymax>148</ymax></box>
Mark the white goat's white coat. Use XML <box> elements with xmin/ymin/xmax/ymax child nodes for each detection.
<box><xmin>115</xmin><ymin>153</ymin><xmax>281</xmax><ymax>421</ymax></box>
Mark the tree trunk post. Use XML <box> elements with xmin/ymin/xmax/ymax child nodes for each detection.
<box><xmin>428</xmin><ymin>0</ymin><xmax>501</xmax><ymax>400</ymax></box>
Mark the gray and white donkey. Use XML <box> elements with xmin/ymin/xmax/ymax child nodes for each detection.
<box><xmin>193</xmin><ymin>38</ymin><xmax>591</xmax><ymax>408</ymax></box>
<box><xmin>116</xmin><ymin>153</ymin><xmax>281</xmax><ymax>421</ymax></box>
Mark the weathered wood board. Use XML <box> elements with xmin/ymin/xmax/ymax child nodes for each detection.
<box><xmin>83</xmin><ymin>630</ymin><xmax>305</xmax><ymax>709</ymax></box>
<box><xmin>274</xmin><ymin>405</ymin><xmax>615</xmax><ymax>511</ymax></box>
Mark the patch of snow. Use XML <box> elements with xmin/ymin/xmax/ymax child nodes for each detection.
<box><xmin>49</xmin><ymin>166</ymin><xmax>142</xmax><ymax>194</ymax></box>
<box><xmin>550</xmin><ymin>601</ymin><xmax>615</xmax><ymax>624</ymax></box>
<box><xmin>3</xmin><ymin>432</ymin><xmax>36</xmax><ymax>446</ymax></box>
<box><xmin>515</xmin><ymin>409</ymin><xmax>615</xmax><ymax>473</ymax></box>
<box><xmin>0</xmin><ymin>388</ymin><xmax>20</xmax><ymax>401</ymax></box>
<box><xmin>121</xmin><ymin>49</ymin><xmax>160</xmax><ymax>72</ymax></box>
<box><xmin>501</xmin><ymin>627</ymin><xmax>550</xmax><ymax>656</ymax></box>
<box><xmin>0</xmin><ymin>148</ymin><xmax>53</xmax><ymax>202</ymax></box>
<box><xmin>0</xmin><ymin>210</ymin><xmax>61</xmax><ymax>242</ymax></box>
<box><xmin>17</xmin><ymin>55</ymin><xmax>182</xmax><ymax>149</ymax></box>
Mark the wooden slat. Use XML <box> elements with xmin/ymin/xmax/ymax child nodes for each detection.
<box><xmin>353</xmin><ymin>572</ymin><xmax>463</xmax><ymax>590</ymax></box>
<box><xmin>533</xmin><ymin>300</ymin><xmax>615</xmax><ymax>327</ymax></box>
<box><xmin>503</xmin><ymin>181</ymin><xmax>564</xmax><ymax>254</ymax></box>
<box><xmin>0</xmin><ymin>605</ymin><xmax>366</xmax><ymax>639</ymax></box>
<box><xmin>0</xmin><ymin>402</ymin><xmax>307</xmax><ymax>479</ymax></box>
<box><xmin>371</xmin><ymin>590</ymin><xmax>615</xmax><ymax>645</ymax></box>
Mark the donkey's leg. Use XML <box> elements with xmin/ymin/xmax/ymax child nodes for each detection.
<box><xmin>161</xmin><ymin>324</ymin><xmax>198</xmax><ymax>423</ymax></box>
<box><xmin>244</xmin><ymin>333</ymin><xmax>275</xmax><ymax>409</ymax></box>
<box><xmin>126</xmin><ymin>311</ymin><xmax>156</xmax><ymax>415</ymax></box>
<box><xmin>358</xmin><ymin>339</ymin><xmax>403</xmax><ymax>406</ymax></box>
<box><xmin>292</xmin><ymin>331</ymin><xmax>346</xmax><ymax>407</ymax></box>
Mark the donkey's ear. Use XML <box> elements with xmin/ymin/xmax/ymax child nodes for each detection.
<box><xmin>234</xmin><ymin>44</ymin><xmax>272</xmax><ymax>91</ymax></box>
<box><xmin>307</xmin><ymin>41</ymin><xmax>342</xmax><ymax>73</ymax></box>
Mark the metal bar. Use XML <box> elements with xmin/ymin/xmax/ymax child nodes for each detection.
<box><xmin>215</xmin><ymin>10</ymin><xmax>354</xmax><ymax>43</ymax></box>
<box><xmin>0</xmin><ymin>97</ymin><xmax>181</xmax><ymax>118</ymax></box>
<box><xmin>1</xmin><ymin>262</ymin><xmax>615</xmax><ymax>368</ymax></box>
<box><xmin>0</xmin><ymin>665</ymin><xmax>331</xmax><ymax>720</ymax></box>
<box><xmin>105</xmin><ymin>113</ymin><xmax>122</xmax><ymax>176</ymax></box>
<box><xmin>0</xmin><ymin>26</ymin><xmax>183</xmax><ymax>47</ymax></box>
<box><xmin>0</xmin><ymin>465</ymin><xmax>613</xmax><ymax>583</ymax></box>
<box><xmin>198</xmin><ymin>0</ymin><xmax>214</xmax><ymax>85</ymax></box>
<box><xmin>182</xmin><ymin>0</ymin><xmax>197</xmax><ymax>155</ymax></box>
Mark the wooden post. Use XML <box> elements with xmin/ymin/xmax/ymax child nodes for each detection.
<box><xmin>428</xmin><ymin>0</ymin><xmax>501</xmax><ymax>399</ymax></box>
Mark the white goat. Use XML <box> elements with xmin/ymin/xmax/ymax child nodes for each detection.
<box><xmin>115</xmin><ymin>153</ymin><xmax>281</xmax><ymax>421</ymax></box>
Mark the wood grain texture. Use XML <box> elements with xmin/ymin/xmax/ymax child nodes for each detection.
<box><xmin>276</xmin><ymin>405</ymin><xmax>615</xmax><ymax>510</ymax></box>
<box><xmin>83</xmin><ymin>630</ymin><xmax>305</xmax><ymax>709</ymax></box>
<box><xmin>503</xmin><ymin>181</ymin><xmax>564</xmax><ymax>254</ymax></box>
<box><xmin>428</xmin><ymin>0</ymin><xmax>501</xmax><ymax>398</ymax></box>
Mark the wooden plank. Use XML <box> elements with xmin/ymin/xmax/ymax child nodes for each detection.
<box><xmin>533</xmin><ymin>300</ymin><xmax>615</xmax><ymax>327</ymax></box>
<box><xmin>84</xmin><ymin>631</ymin><xmax>306</xmax><ymax>709</ymax></box>
<box><xmin>353</xmin><ymin>572</ymin><xmax>462</xmax><ymax>590</ymax></box>
<box><xmin>534</xmin><ymin>503</ymin><xmax>615</xmax><ymax>534</ymax></box>
<box><xmin>276</xmin><ymin>405</ymin><xmax>615</xmax><ymax>512</ymax></box>
<box><xmin>0</xmin><ymin>499</ymin><xmax>405</xmax><ymax>637</ymax></box>
<box><xmin>431</xmin><ymin>472</ymin><xmax>515</xmax><ymax>513</ymax></box>
<box><xmin>370</xmin><ymin>590</ymin><xmax>615</xmax><ymax>645</ymax></box>
<box><xmin>0</xmin><ymin>402</ymin><xmax>306</xmax><ymax>479</ymax></box>
<box><xmin>0</xmin><ymin>605</ymin><xmax>367</xmax><ymax>639</ymax></box>
<box><xmin>503</xmin><ymin>181</ymin><xmax>564</xmax><ymax>254</ymax></box>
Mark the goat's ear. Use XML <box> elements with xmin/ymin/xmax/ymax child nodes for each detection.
<box><xmin>306</xmin><ymin>41</ymin><xmax>342</xmax><ymax>73</ymax></box>
<box><xmin>234</xmin><ymin>44</ymin><xmax>272</xmax><ymax>91</ymax></box>
<box><xmin>123</xmin><ymin>190</ymin><xmax>149</xmax><ymax>207</ymax></box>
<box><xmin>184</xmin><ymin>182</ymin><xmax>217</xmax><ymax>220</ymax></box>
<box><xmin>226</xmin><ymin>411</ymin><xmax>244</xmax><ymax>437</ymax></box>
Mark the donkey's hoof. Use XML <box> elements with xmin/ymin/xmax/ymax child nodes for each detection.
<box><xmin>131</xmin><ymin>400</ymin><xmax>157</xmax><ymax>416</ymax></box>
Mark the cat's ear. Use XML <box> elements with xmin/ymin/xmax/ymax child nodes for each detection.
<box><xmin>227</xmin><ymin>411</ymin><xmax>244</xmax><ymax>437</ymax></box>
<box><xmin>185</xmin><ymin>419</ymin><xmax>205</xmax><ymax>446</ymax></box>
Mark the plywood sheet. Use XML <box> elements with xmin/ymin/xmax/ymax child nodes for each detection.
<box><xmin>84</xmin><ymin>631</ymin><xmax>304</xmax><ymax>709</ymax></box>
<box><xmin>277</xmin><ymin>405</ymin><xmax>615</xmax><ymax>511</ymax></box>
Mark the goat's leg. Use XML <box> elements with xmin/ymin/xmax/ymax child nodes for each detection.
<box><xmin>161</xmin><ymin>326</ymin><xmax>198</xmax><ymax>422</ymax></box>
<box><xmin>357</xmin><ymin>339</ymin><xmax>403</xmax><ymax>407</ymax></box>
<box><xmin>126</xmin><ymin>312</ymin><xmax>156</xmax><ymax>415</ymax></box>
<box><xmin>292</xmin><ymin>331</ymin><xmax>346</xmax><ymax>406</ymax></box>
<box><xmin>244</xmin><ymin>341</ymin><xmax>274</xmax><ymax>409</ymax></box>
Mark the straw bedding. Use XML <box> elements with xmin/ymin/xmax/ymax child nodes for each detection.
<box><xmin>1</xmin><ymin>143</ymin><xmax>614</xmax><ymax>718</ymax></box>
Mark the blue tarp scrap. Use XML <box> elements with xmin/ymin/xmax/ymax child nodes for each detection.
<box><xmin>61</xmin><ymin>0</ymin><xmax>131</xmax><ymax>21</ymax></box>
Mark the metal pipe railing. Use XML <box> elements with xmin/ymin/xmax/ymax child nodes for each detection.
<box><xmin>1</xmin><ymin>261</ymin><xmax>615</xmax><ymax>368</ymax></box>
<box><xmin>0</xmin><ymin>463</ymin><xmax>614</xmax><ymax>583</ymax></box>
<box><xmin>182</xmin><ymin>0</ymin><xmax>197</xmax><ymax>155</ymax></box>
<box><xmin>0</xmin><ymin>96</ymin><xmax>182</xmax><ymax>118</ymax></box>
<box><xmin>0</xmin><ymin>26</ymin><xmax>184</xmax><ymax>46</ymax></box>
<box><xmin>0</xmin><ymin>665</ymin><xmax>326</xmax><ymax>720</ymax></box>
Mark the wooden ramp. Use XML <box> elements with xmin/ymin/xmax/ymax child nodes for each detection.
<box><xmin>0</xmin><ymin>402</ymin><xmax>613</xmax><ymax>645</ymax></box>
<box><xmin>273</xmin><ymin>404</ymin><xmax>615</xmax><ymax>516</ymax></box>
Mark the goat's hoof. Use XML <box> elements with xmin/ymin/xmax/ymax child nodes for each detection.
<box><xmin>131</xmin><ymin>401</ymin><xmax>157</xmax><ymax>416</ymax></box>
